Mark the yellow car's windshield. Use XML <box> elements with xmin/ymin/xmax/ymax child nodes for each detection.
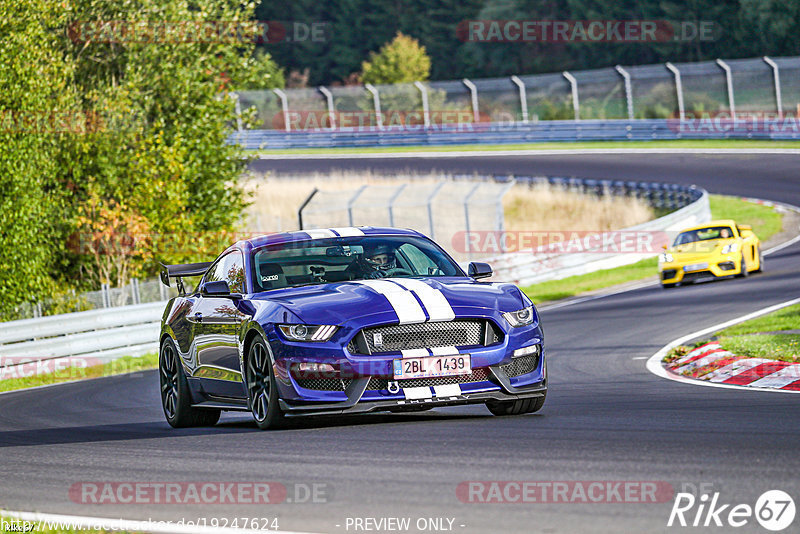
<box><xmin>674</xmin><ymin>226</ymin><xmax>735</xmax><ymax>246</ymax></box>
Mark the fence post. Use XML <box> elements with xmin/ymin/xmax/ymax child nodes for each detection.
<box><xmin>665</xmin><ymin>62</ymin><xmax>685</xmax><ymax>121</ymax></box>
<box><xmin>426</xmin><ymin>182</ymin><xmax>446</xmax><ymax>239</ymax></box>
<box><xmin>715</xmin><ymin>59</ymin><xmax>736</xmax><ymax>120</ymax></box>
<box><xmin>297</xmin><ymin>188</ymin><xmax>319</xmax><ymax>230</ymax></box>
<box><xmin>414</xmin><ymin>81</ymin><xmax>431</xmax><ymax>128</ymax></box>
<box><xmin>615</xmin><ymin>65</ymin><xmax>634</xmax><ymax>120</ymax></box>
<box><xmin>132</xmin><ymin>278</ymin><xmax>140</xmax><ymax>305</ymax></box>
<box><xmin>347</xmin><ymin>185</ymin><xmax>368</xmax><ymax>226</ymax></box>
<box><xmin>510</xmin><ymin>76</ymin><xmax>528</xmax><ymax>123</ymax></box>
<box><xmin>364</xmin><ymin>83</ymin><xmax>383</xmax><ymax>129</ymax></box>
<box><xmin>159</xmin><ymin>278</ymin><xmax>167</xmax><ymax>301</ymax></box>
<box><xmin>462</xmin><ymin>78</ymin><xmax>480</xmax><ymax>122</ymax></box>
<box><xmin>387</xmin><ymin>183</ymin><xmax>407</xmax><ymax>227</ymax></box>
<box><xmin>763</xmin><ymin>56</ymin><xmax>783</xmax><ymax>119</ymax></box>
<box><xmin>562</xmin><ymin>71</ymin><xmax>580</xmax><ymax>120</ymax></box>
<box><xmin>101</xmin><ymin>283</ymin><xmax>110</xmax><ymax>308</ymax></box>
<box><xmin>497</xmin><ymin>179</ymin><xmax>516</xmax><ymax>253</ymax></box>
<box><xmin>273</xmin><ymin>88</ymin><xmax>291</xmax><ymax>132</ymax></box>
<box><xmin>318</xmin><ymin>86</ymin><xmax>336</xmax><ymax>129</ymax></box>
<box><xmin>463</xmin><ymin>183</ymin><xmax>481</xmax><ymax>260</ymax></box>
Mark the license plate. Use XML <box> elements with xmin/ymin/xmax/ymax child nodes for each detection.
<box><xmin>392</xmin><ymin>354</ymin><xmax>471</xmax><ymax>380</ymax></box>
<box><xmin>683</xmin><ymin>263</ymin><xmax>708</xmax><ymax>272</ymax></box>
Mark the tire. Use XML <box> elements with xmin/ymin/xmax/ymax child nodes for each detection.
<box><xmin>736</xmin><ymin>253</ymin><xmax>749</xmax><ymax>278</ymax></box>
<box><xmin>159</xmin><ymin>337</ymin><xmax>220</xmax><ymax>428</ymax></box>
<box><xmin>662</xmin><ymin>283</ymin><xmax>676</xmax><ymax>289</ymax></box>
<box><xmin>245</xmin><ymin>336</ymin><xmax>285</xmax><ymax>430</ymax></box>
<box><xmin>486</xmin><ymin>391</ymin><xmax>546</xmax><ymax>416</ymax></box>
<box><xmin>753</xmin><ymin>247</ymin><xmax>764</xmax><ymax>273</ymax></box>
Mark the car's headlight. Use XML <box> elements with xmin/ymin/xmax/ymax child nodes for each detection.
<box><xmin>503</xmin><ymin>306</ymin><xmax>535</xmax><ymax>328</ymax></box>
<box><xmin>278</xmin><ymin>324</ymin><xmax>338</xmax><ymax>342</ymax></box>
<box><xmin>721</xmin><ymin>242</ymin><xmax>739</xmax><ymax>254</ymax></box>
<box><xmin>659</xmin><ymin>252</ymin><xmax>674</xmax><ymax>263</ymax></box>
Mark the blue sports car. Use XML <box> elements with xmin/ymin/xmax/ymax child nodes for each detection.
<box><xmin>158</xmin><ymin>227</ymin><xmax>546</xmax><ymax>429</ymax></box>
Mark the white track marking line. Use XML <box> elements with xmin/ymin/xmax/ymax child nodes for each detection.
<box><xmin>257</xmin><ymin>148</ymin><xmax>800</xmax><ymax>160</ymax></box>
<box><xmin>645</xmin><ymin>297</ymin><xmax>800</xmax><ymax>394</ymax></box>
<box><xmin>0</xmin><ymin>509</ymin><xmax>319</xmax><ymax>534</ymax></box>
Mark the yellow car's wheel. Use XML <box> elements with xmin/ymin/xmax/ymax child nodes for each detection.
<box><xmin>736</xmin><ymin>253</ymin><xmax>749</xmax><ymax>278</ymax></box>
<box><xmin>753</xmin><ymin>247</ymin><xmax>764</xmax><ymax>273</ymax></box>
<box><xmin>662</xmin><ymin>283</ymin><xmax>676</xmax><ymax>289</ymax></box>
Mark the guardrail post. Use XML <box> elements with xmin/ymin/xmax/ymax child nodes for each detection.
<box><xmin>615</xmin><ymin>65</ymin><xmax>634</xmax><ymax>120</ymax></box>
<box><xmin>297</xmin><ymin>188</ymin><xmax>318</xmax><ymax>230</ymax></box>
<box><xmin>562</xmin><ymin>71</ymin><xmax>580</xmax><ymax>120</ymax></box>
<box><xmin>462</xmin><ymin>78</ymin><xmax>480</xmax><ymax>122</ymax></box>
<box><xmin>665</xmin><ymin>62</ymin><xmax>685</xmax><ymax>121</ymax></box>
<box><xmin>387</xmin><ymin>183</ymin><xmax>407</xmax><ymax>227</ymax></box>
<box><xmin>763</xmin><ymin>56</ymin><xmax>783</xmax><ymax>119</ymax></box>
<box><xmin>427</xmin><ymin>182</ymin><xmax>446</xmax><ymax>239</ymax></box>
<box><xmin>132</xmin><ymin>278</ymin><xmax>140</xmax><ymax>305</ymax></box>
<box><xmin>414</xmin><ymin>81</ymin><xmax>431</xmax><ymax>128</ymax></box>
<box><xmin>347</xmin><ymin>185</ymin><xmax>368</xmax><ymax>226</ymax></box>
<box><xmin>364</xmin><ymin>83</ymin><xmax>383</xmax><ymax>129</ymax></box>
<box><xmin>231</xmin><ymin>92</ymin><xmax>243</xmax><ymax>132</ymax></box>
<box><xmin>716</xmin><ymin>59</ymin><xmax>736</xmax><ymax>120</ymax></box>
<box><xmin>273</xmin><ymin>88</ymin><xmax>291</xmax><ymax>132</ymax></box>
<box><xmin>318</xmin><ymin>86</ymin><xmax>336</xmax><ymax>129</ymax></box>
<box><xmin>510</xmin><ymin>76</ymin><xmax>528</xmax><ymax>123</ymax></box>
<box><xmin>463</xmin><ymin>183</ymin><xmax>481</xmax><ymax>259</ymax></box>
<box><xmin>101</xmin><ymin>283</ymin><xmax>110</xmax><ymax>308</ymax></box>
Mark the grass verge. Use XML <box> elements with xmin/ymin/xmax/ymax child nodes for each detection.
<box><xmin>0</xmin><ymin>353</ymin><xmax>158</xmax><ymax>394</ymax></box>
<box><xmin>254</xmin><ymin>139</ymin><xmax>800</xmax><ymax>155</ymax></box>
<box><xmin>664</xmin><ymin>303</ymin><xmax>800</xmax><ymax>365</ymax></box>
<box><xmin>524</xmin><ymin>194</ymin><xmax>785</xmax><ymax>304</ymax></box>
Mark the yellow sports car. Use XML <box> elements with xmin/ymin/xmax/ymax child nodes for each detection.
<box><xmin>659</xmin><ymin>219</ymin><xmax>763</xmax><ymax>288</ymax></box>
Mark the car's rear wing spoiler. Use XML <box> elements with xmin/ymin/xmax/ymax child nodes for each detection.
<box><xmin>159</xmin><ymin>261</ymin><xmax>213</xmax><ymax>295</ymax></box>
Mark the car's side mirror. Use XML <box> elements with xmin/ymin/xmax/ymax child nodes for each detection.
<box><xmin>737</xmin><ymin>224</ymin><xmax>752</xmax><ymax>232</ymax></box>
<box><xmin>202</xmin><ymin>280</ymin><xmax>241</xmax><ymax>298</ymax></box>
<box><xmin>662</xmin><ymin>244</ymin><xmax>668</xmax><ymax>250</ymax></box>
<box><xmin>468</xmin><ymin>262</ymin><xmax>493</xmax><ymax>280</ymax></box>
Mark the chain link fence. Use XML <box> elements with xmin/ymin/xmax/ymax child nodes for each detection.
<box><xmin>237</xmin><ymin>56</ymin><xmax>798</xmax><ymax>131</ymax></box>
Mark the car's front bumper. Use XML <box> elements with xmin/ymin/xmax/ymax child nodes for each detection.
<box><xmin>659</xmin><ymin>256</ymin><xmax>741</xmax><ymax>284</ymax></box>
<box><xmin>277</xmin><ymin>365</ymin><xmax>547</xmax><ymax>417</ymax></box>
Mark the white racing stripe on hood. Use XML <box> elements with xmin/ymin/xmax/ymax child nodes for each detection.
<box><xmin>389</xmin><ymin>279</ymin><xmax>456</xmax><ymax>322</ymax></box>
<box><xmin>329</xmin><ymin>226</ymin><xmax>364</xmax><ymax>237</ymax></box>
<box><xmin>357</xmin><ymin>280</ymin><xmax>427</xmax><ymax>324</ymax></box>
<box><xmin>305</xmin><ymin>229</ymin><xmax>337</xmax><ymax>239</ymax></box>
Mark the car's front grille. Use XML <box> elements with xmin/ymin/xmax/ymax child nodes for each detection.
<box><xmin>500</xmin><ymin>355</ymin><xmax>539</xmax><ymax>378</ymax></box>
<box><xmin>294</xmin><ymin>378</ymin><xmax>350</xmax><ymax>391</ymax></box>
<box><xmin>295</xmin><ymin>367</ymin><xmax>493</xmax><ymax>392</ymax></box>
<box><xmin>366</xmin><ymin>367</ymin><xmax>491</xmax><ymax>390</ymax></box>
<box><xmin>348</xmin><ymin>320</ymin><xmax>502</xmax><ymax>354</ymax></box>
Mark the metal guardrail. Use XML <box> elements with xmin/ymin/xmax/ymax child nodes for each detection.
<box><xmin>0</xmin><ymin>302</ymin><xmax>162</xmax><ymax>374</ymax></box>
<box><xmin>232</xmin><ymin>118</ymin><xmax>800</xmax><ymax>150</ymax></box>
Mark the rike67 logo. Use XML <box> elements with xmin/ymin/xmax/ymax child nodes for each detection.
<box><xmin>668</xmin><ymin>489</ymin><xmax>795</xmax><ymax>531</ymax></box>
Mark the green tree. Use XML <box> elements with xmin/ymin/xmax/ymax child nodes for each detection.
<box><xmin>361</xmin><ymin>32</ymin><xmax>432</xmax><ymax>84</ymax></box>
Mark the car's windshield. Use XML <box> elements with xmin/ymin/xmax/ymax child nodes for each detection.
<box><xmin>251</xmin><ymin>235</ymin><xmax>463</xmax><ymax>291</ymax></box>
<box><xmin>673</xmin><ymin>226</ymin><xmax>734</xmax><ymax>246</ymax></box>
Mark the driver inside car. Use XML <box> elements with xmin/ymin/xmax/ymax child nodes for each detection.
<box><xmin>349</xmin><ymin>243</ymin><xmax>401</xmax><ymax>279</ymax></box>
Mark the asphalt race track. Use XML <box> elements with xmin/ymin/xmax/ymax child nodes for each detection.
<box><xmin>1</xmin><ymin>153</ymin><xmax>798</xmax><ymax>533</ymax></box>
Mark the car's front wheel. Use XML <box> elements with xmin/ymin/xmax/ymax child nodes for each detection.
<box><xmin>736</xmin><ymin>253</ymin><xmax>749</xmax><ymax>278</ymax></box>
<box><xmin>245</xmin><ymin>336</ymin><xmax>285</xmax><ymax>430</ymax></box>
<box><xmin>486</xmin><ymin>392</ymin><xmax>546</xmax><ymax>416</ymax></box>
<box><xmin>159</xmin><ymin>337</ymin><xmax>220</xmax><ymax>428</ymax></box>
